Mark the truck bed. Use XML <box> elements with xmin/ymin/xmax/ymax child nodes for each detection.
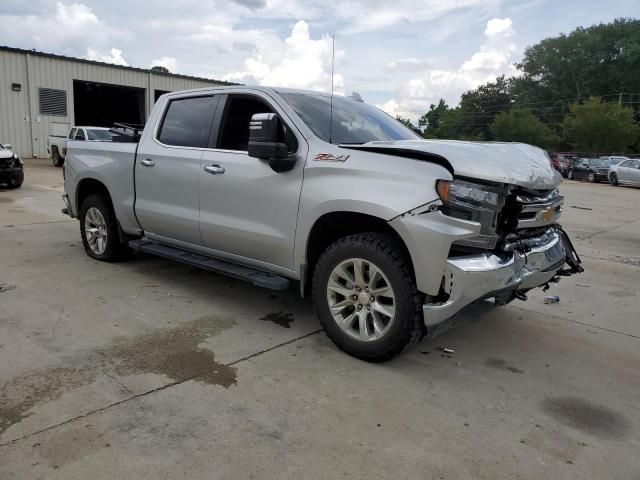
<box><xmin>65</xmin><ymin>140</ymin><xmax>139</xmax><ymax>234</ymax></box>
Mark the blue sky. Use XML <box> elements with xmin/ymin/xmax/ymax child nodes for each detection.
<box><xmin>1</xmin><ymin>0</ymin><xmax>638</xmax><ymax>120</ymax></box>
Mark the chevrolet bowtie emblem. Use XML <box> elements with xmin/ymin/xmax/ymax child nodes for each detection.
<box><xmin>536</xmin><ymin>207</ymin><xmax>555</xmax><ymax>223</ymax></box>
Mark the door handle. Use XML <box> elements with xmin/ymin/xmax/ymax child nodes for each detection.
<box><xmin>140</xmin><ymin>158</ymin><xmax>155</xmax><ymax>167</ymax></box>
<box><xmin>204</xmin><ymin>164</ymin><xmax>225</xmax><ymax>175</ymax></box>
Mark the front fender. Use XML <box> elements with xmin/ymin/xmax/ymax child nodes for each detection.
<box><xmin>389</xmin><ymin>211</ymin><xmax>480</xmax><ymax>295</ymax></box>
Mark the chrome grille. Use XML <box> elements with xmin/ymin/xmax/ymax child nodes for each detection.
<box><xmin>514</xmin><ymin>187</ymin><xmax>563</xmax><ymax>229</ymax></box>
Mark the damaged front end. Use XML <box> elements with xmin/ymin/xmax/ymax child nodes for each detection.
<box><xmin>420</xmin><ymin>178</ymin><xmax>583</xmax><ymax>327</ymax></box>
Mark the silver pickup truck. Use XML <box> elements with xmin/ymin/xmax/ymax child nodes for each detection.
<box><xmin>62</xmin><ymin>86</ymin><xmax>582</xmax><ymax>361</ymax></box>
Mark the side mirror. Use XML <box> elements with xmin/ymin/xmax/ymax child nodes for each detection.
<box><xmin>248</xmin><ymin>113</ymin><xmax>288</xmax><ymax>160</ymax></box>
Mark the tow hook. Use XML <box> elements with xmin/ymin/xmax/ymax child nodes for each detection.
<box><xmin>514</xmin><ymin>290</ymin><xmax>528</xmax><ymax>301</ymax></box>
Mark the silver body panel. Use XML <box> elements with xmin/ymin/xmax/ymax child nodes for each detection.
<box><xmin>64</xmin><ymin>85</ymin><xmax>568</xmax><ymax>329</ymax></box>
<box><xmin>609</xmin><ymin>159</ymin><xmax>640</xmax><ymax>186</ymax></box>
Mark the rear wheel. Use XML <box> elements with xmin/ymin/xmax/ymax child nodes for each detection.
<box><xmin>587</xmin><ymin>171</ymin><xmax>596</xmax><ymax>183</ymax></box>
<box><xmin>610</xmin><ymin>172</ymin><xmax>618</xmax><ymax>186</ymax></box>
<box><xmin>312</xmin><ymin>232</ymin><xmax>424</xmax><ymax>362</ymax></box>
<box><xmin>52</xmin><ymin>147</ymin><xmax>64</xmax><ymax>167</ymax></box>
<box><xmin>79</xmin><ymin>194</ymin><xmax>128</xmax><ymax>261</ymax></box>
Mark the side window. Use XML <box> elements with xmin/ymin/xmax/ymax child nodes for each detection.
<box><xmin>75</xmin><ymin>129</ymin><xmax>86</xmax><ymax>140</ymax></box>
<box><xmin>218</xmin><ymin>96</ymin><xmax>275</xmax><ymax>151</ymax></box>
<box><xmin>632</xmin><ymin>160</ymin><xmax>640</xmax><ymax>169</ymax></box>
<box><xmin>217</xmin><ymin>96</ymin><xmax>297</xmax><ymax>152</ymax></box>
<box><xmin>68</xmin><ymin>128</ymin><xmax>77</xmax><ymax>139</ymax></box>
<box><xmin>621</xmin><ymin>160</ymin><xmax>632</xmax><ymax>168</ymax></box>
<box><xmin>157</xmin><ymin>96</ymin><xmax>217</xmax><ymax>148</ymax></box>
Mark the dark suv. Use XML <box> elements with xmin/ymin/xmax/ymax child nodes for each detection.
<box><xmin>550</xmin><ymin>152</ymin><xmax>577</xmax><ymax>177</ymax></box>
<box><xmin>0</xmin><ymin>144</ymin><xmax>24</xmax><ymax>189</ymax></box>
<box><xmin>567</xmin><ymin>158</ymin><xmax>609</xmax><ymax>183</ymax></box>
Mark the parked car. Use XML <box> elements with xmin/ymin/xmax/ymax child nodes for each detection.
<box><xmin>48</xmin><ymin>126</ymin><xmax>114</xmax><ymax>167</ymax></box>
<box><xmin>567</xmin><ymin>157</ymin><xmax>610</xmax><ymax>182</ymax></box>
<box><xmin>0</xmin><ymin>143</ymin><xmax>24</xmax><ymax>189</ymax></box>
<box><xmin>600</xmin><ymin>156</ymin><xmax>630</xmax><ymax>167</ymax></box>
<box><xmin>550</xmin><ymin>152</ymin><xmax>577</xmax><ymax>177</ymax></box>
<box><xmin>62</xmin><ymin>86</ymin><xmax>582</xmax><ymax>361</ymax></box>
<box><xmin>609</xmin><ymin>158</ymin><xmax>640</xmax><ymax>187</ymax></box>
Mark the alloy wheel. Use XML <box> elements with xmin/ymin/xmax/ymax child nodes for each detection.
<box><xmin>84</xmin><ymin>207</ymin><xmax>108</xmax><ymax>255</ymax></box>
<box><xmin>326</xmin><ymin>258</ymin><xmax>396</xmax><ymax>342</ymax></box>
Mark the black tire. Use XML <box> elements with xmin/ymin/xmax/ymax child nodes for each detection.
<box><xmin>587</xmin><ymin>171</ymin><xmax>595</xmax><ymax>183</ymax></box>
<box><xmin>79</xmin><ymin>194</ymin><xmax>128</xmax><ymax>262</ymax></box>
<box><xmin>6</xmin><ymin>169</ymin><xmax>24</xmax><ymax>189</ymax></box>
<box><xmin>610</xmin><ymin>173</ymin><xmax>618</xmax><ymax>186</ymax></box>
<box><xmin>312</xmin><ymin>232</ymin><xmax>425</xmax><ymax>362</ymax></box>
<box><xmin>567</xmin><ymin>169</ymin><xmax>574</xmax><ymax>180</ymax></box>
<box><xmin>52</xmin><ymin>147</ymin><xmax>64</xmax><ymax>167</ymax></box>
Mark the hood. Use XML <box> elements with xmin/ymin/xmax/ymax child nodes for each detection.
<box><xmin>0</xmin><ymin>149</ymin><xmax>15</xmax><ymax>160</ymax></box>
<box><xmin>344</xmin><ymin>139</ymin><xmax>562</xmax><ymax>190</ymax></box>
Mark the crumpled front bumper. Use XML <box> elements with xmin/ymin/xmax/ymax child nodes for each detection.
<box><xmin>423</xmin><ymin>230</ymin><xmax>567</xmax><ymax>327</ymax></box>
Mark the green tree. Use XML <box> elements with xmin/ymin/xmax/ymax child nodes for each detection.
<box><xmin>491</xmin><ymin>109</ymin><xmax>559</xmax><ymax>149</ymax></box>
<box><xmin>514</xmin><ymin>19</ymin><xmax>640</xmax><ymax>104</ymax></box>
<box><xmin>151</xmin><ymin>65</ymin><xmax>170</xmax><ymax>73</ymax></box>
<box><xmin>418</xmin><ymin>99</ymin><xmax>449</xmax><ymax>135</ymax></box>
<box><xmin>562</xmin><ymin>97</ymin><xmax>640</xmax><ymax>153</ymax></box>
<box><xmin>455</xmin><ymin>76</ymin><xmax>512</xmax><ymax>140</ymax></box>
<box><xmin>396</xmin><ymin>116</ymin><xmax>417</xmax><ymax>131</ymax></box>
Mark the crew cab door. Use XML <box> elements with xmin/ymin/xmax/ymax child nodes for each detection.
<box><xmin>199</xmin><ymin>93</ymin><xmax>307</xmax><ymax>270</ymax></box>
<box><xmin>134</xmin><ymin>94</ymin><xmax>219</xmax><ymax>246</ymax></box>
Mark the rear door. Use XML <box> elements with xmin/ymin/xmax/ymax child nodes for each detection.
<box><xmin>198</xmin><ymin>92</ymin><xmax>307</xmax><ymax>270</ymax></box>
<box><xmin>629</xmin><ymin>160</ymin><xmax>640</xmax><ymax>185</ymax></box>
<box><xmin>134</xmin><ymin>94</ymin><xmax>219</xmax><ymax>246</ymax></box>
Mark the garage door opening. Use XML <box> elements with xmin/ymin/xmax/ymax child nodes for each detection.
<box><xmin>73</xmin><ymin>80</ymin><xmax>145</xmax><ymax>127</ymax></box>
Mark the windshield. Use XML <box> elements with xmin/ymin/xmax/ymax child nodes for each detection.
<box><xmin>589</xmin><ymin>158</ymin><xmax>609</xmax><ymax>167</ymax></box>
<box><xmin>279</xmin><ymin>93</ymin><xmax>419</xmax><ymax>145</ymax></box>
<box><xmin>86</xmin><ymin>129</ymin><xmax>114</xmax><ymax>141</ymax></box>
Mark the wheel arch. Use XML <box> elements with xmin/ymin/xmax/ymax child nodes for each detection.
<box><xmin>76</xmin><ymin>178</ymin><xmax>113</xmax><ymax>213</ymax></box>
<box><xmin>301</xmin><ymin>211</ymin><xmax>413</xmax><ymax>297</ymax></box>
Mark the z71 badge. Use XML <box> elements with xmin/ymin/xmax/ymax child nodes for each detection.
<box><xmin>313</xmin><ymin>153</ymin><xmax>350</xmax><ymax>162</ymax></box>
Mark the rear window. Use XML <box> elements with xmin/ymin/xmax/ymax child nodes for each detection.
<box><xmin>157</xmin><ymin>96</ymin><xmax>217</xmax><ymax>148</ymax></box>
<box><xmin>86</xmin><ymin>129</ymin><xmax>114</xmax><ymax>141</ymax></box>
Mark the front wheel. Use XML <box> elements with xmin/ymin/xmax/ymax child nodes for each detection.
<box><xmin>567</xmin><ymin>169</ymin><xmax>574</xmax><ymax>180</ymax></box>
<box><xmin>587</xmin><ymin>171</ymin><xmax>596</xmax><ymax>183</ymax></box>
<box><xmin>312</xmin><ymin>233</ymin><xmax>425</xmax><ymax>362</ymax></box>
<box><xmin>79</xmin><ymin>194</ymin><xmax>128</xmax><ymax>261</ymax></box>
<box><xmin>610</xmin><ymin>173</ymin><xmax>618</xmax><ymax>186</ymax></box>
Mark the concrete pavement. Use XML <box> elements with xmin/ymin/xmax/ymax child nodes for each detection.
<box><xmin>1</xmin><ymin>159</ymin><xmax>639</xmax><ymax>479</ymax></box>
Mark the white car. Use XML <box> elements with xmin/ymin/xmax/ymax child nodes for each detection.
<box><xmin>609</xmin><ymin>158</ymin><xmax>640</xmax><ymax>187</ymax></box>
<box><xmin>47</xmin><ymin>127</ymin><xmax>114</xmax><ymax>167</ymax></box>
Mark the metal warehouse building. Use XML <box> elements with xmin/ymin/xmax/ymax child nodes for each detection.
<box><xmin>0</xmin><ymin>46</ymin><xmax>231</xmax><ymax>158</ymax></box>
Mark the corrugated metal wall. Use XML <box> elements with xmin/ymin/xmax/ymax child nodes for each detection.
<box><xmin>0</xmin><ymin>48</ymin><xmax>226</xmax><ymax>158</ymax></box>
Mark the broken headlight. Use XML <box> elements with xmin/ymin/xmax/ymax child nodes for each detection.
<box><xmin>436</xmin><ymin>179</ymin><xmax>507</xmax><ymax>249</ymax></box>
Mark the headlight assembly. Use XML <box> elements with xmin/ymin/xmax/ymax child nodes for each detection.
<box><xmin>437</xmin><ymin>179</ymin><xmax>508</xmax><ymax>250</ymax></box>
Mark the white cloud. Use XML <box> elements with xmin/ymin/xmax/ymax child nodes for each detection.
<box><xmin>0</xmin><ymin>2</ymin><xmax>128</xmax><ymax>57</ymax></box>
<box><xmin>223</xmin><ymin>20</ymin><xmax>344</xmax><ymax>93</ymax></box>
<box><xmin>151</xmin><ymin>56</ymin><xmax>178</xmax><ymax>71</ymax></box>
<box><xmin>378</xmin><ymin>17</ymin><xmax>518</xmax><ymax>121</ymax></box>
<box><xmin>87</xmin><ymin>47</ymin><xmax>128</xmax><ymax>66</ymax></box>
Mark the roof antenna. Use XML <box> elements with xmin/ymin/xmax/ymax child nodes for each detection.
<box><xmin>329</xmin><ymin>34</ymin><xmax>335</xmax><ymax>144</ymax></box>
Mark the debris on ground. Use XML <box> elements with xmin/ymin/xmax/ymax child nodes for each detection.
<box><xmin>544</xmin><ymin>295</ymin><xmax>560</xmax><ymax>304</ymax></box>
<box><xmin>0</xmin><ymin>284</ymin><xmax>16</xmax><ymax>293</ymax></box>
<box><xmin>570</xmin><ymin>205</ymin><xmax>593</xmax><ymax>211</ymax></box>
